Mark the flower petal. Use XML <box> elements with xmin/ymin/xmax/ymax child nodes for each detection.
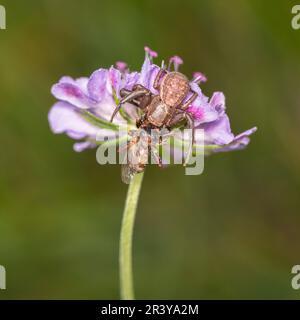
<box><xmin>190</xmin><ymin>99</ymin><xmax>219</xmax><ymax>126</ymax></box>
<box><xmin>202</xmin><ymin>114</ymin><xmax>235</xmax><ymax>145</ymax></box>
<box><xmin>213</xmin><ymin>127</ymin><xmax>257</xmax><ymax>152</ymax></box>
<box><xmin>51</xmin><ymin>81</ymin><xmax>96</xmax><ymax>109</ymax></box>
<box><xmin>48</xmin><ymin>102</ymin><xmax>100</xmax><ymax>139</ymax></box>
<box><xmin>87</xmin><ymin>68</ymin><xmax>108</xmax><ymax>102</ymax></box>
<box><xmin>124</xmin><ymin>71</ymin><xmax>140</xmax><ymax>90</ymax></box>
<box><xmin>73</xmin><ymin>141</ymin><xmax>97</xmax><ymax>152</ymax></box>
<box><xmin>210</xmin><ymin>92</ymin><xmax>226</xmax><ymax>116</ymax></box>
<box><xmin>92</xmin><ymin>98</ymin><xmax>127</xmax><ymax>125</ymax></box>
<box><xmin>138</xmin><ymin>55</ymin><xmax>160</xmax><ymax>92</ymax></box>
<box><xmin>188</xmin><ymin>83</ymin><xmax>218</xmax><ymax>125</ymax></box>
<box><xmin>107</xmin><ymin>66</ymin><xmax>122</xmax><ymax>97</ymax></box>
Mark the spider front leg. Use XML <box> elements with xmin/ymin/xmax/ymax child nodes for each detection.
<box><xmin>110</xmin><ymin>87</ymin><xmax>150</xmax><ymax>122</ymax></box>
<box><xmin>181</xmin><ymin>90</ymin><xmax>198</xmax><ymax>110</ymax></box>
<box><xmin>153</xmin><ymin>68</ymin><xmax>167</xmax><ymax>90</ymax></box>
<box><xmin>120</xmin><ymin>88</ymin><xmax>152</xmax><ymax>110</ymax></box>
<box><xmin>119</xmin><ymin>89</ymin><xmax>139</xmax><ymax>107</ymax></box>
<box><xmin>120</xmin><ymin>88</ymin><xmax>131</xmax><ymax>98</ymax></box>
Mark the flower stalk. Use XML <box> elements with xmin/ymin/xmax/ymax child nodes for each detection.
<box><xmin>119</xmin><ymin>171</ymin><xmax>144</xmax><ymax>300</ymax></box>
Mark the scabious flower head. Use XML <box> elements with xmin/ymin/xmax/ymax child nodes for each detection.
<box><xmin>48</xmin><ymin>46</ymin><xmax>256</xmax><ymax>155</ymax></box>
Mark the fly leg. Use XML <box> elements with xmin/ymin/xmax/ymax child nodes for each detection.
<box><xmin>149</xmin><ymin>145</ymin><xmax>162</xmax><ymax>167</ymax></box>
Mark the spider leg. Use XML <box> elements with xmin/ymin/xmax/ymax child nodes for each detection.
<box><xmin>120</xmin><ymin>88</ymin><xmax>131</xmax><ymax>98</ymax></box>
<box><xmin>110</xmin><ymin>89</ymin><xmax>149</xmax><ymax>122</ymax></box>
<box><xmin>119</xmin><ymin>89</ymin><xmax>140</xmax><ymax>107</ymax></box>
<box><xmin>166</xmin><ymin>112</ymin><xmax>185</xmax><ymax>128</ymax></box>
<box><xmin>121</xmin><ymin>85</ymin><xmax>152</xmax><ymax>109</ymax></box>
<box><xmin>138</xmin><ymin>94</ymin><xmax>152</xmax><ymax>110</ymax></box>
<box><xmin>183</xmin><ymin>112</ymin><xmax>195</xmax><ymax>166</ymax></box>
<box><xmin>132</xmin><ymin>84</ymin><xmax>151</xmax><ymax>92</ymax></box>
<box><xmin>181</xmin><ymin>90</ymin><xmax>198</xmax><ymax>110</ymax></box>
<box><xmin>164</xmin><ymin>110</ymin><xmax>195</xmax><ymax>166</ymax></box>
<box><xmin>153</xmin><ymin>68</ymin><xmax>167</xmax><ymax>90</ymax></box>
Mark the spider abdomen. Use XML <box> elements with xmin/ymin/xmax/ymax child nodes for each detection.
<box><xmin>160</xmin><ymin>72</ymin><xmax>190</xmax><ymax>107</ymax></box>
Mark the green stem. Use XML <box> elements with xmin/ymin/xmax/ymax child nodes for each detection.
<box><xmin>119</xmin><ymin>172</ymin><xmax>144</xmax><ymax>300</ymax></box>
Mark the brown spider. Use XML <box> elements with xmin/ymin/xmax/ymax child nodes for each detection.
<box><xmin>110</xmin><ymin>69</ymin><xmax>198</xmax><ymax>166</ymax></box>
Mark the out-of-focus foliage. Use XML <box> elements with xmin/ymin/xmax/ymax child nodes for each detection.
<box><xmin>0</xmin><ymin>0</ymin><xmax>300</xmax><ymax>299</ymax></box>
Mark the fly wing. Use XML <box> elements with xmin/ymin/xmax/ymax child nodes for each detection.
<box><xmin>121</xmin><ymin>164</ymin><xmax>134</xmax><ymax>184</ymax></box>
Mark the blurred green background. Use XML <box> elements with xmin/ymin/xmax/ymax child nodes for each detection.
<box><xmin>1</xmin><ymin>0</ymin><xmax>300</xmax><ymax>299</ymax></box>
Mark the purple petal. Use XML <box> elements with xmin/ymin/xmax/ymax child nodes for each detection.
<box><xmin>138</xmin><ymin>55</ymin><xmax>151</xmax><ymax>86</ymax></box>
<box><xmin>234</xmin><ymin>127</ymin><xmax>257</xmax><ymax>140</ymax></box>
<box><xmin>75</xmin><ymin>77</ymin><xmax>90</xmax><ymax>95</ymax></box>
<box><xmin>210</xmin><ymin>92</ymin><xmax>226</xmax><ymax>116</ymax></box>
<box><xmin>138</xmin><ymin>55</ymin><xmax>160</xmax><ymax>92</ymax></box>
<box><xmin>48</xmin><ymin>102</ymin><xmax>100</xmax><ymax>139</ymax></box>
<box><xmin>190</xmin><ymin>82</ymin><xmax>205</xmax><ymax>97</ymax></box>
<box><xmin>87</xmin><ymin>68</ymin><xmax>108</xmax><ymax>102</ymax></box>
<box><xmin>58</xmin><ymin>76</ymin><xmax>89</xmax><ymax>94</ymax></box>
<box><xmin>187</xmin><ymin>105</ymin><xmax>204</xmax><ymax>121</ymax></box>
<box><xmin>107</xmin><ymin>66</ymin><xmax>122</xmax><ymax>97</ymax></box>
<box><xmin>73</xmin><ymin>141</ymin><xmax>97</xmax><ymax>152</ymax></box>
<box><xmin>51</xmin><ymin>81</ymin><xmax>96</xmax><ymax>109</ymax></box>
<box><xmin>92</xmin><ymin>98</ymin><xmax>127</xmax><ymax>125</ymax></box>
<box><xmin>213</xmin><ymin>127</ymin><xmax>257</xmax><ymax>152</ymax></box>
<box><xmin>190</xmin><ymin>99</ymin><xmax>218</xmax><ymax>126</ymax></box>
<box><xmin>121</xmin><ymin>102</ymin><xmax>138</xmax><ymax>120</ymax></box>
<box><xmin>58</xmin><ymin>76</ymin><xmax>75</xmax><ymax>84</ymax></box>
<box><xmin>148</xmin><ymin>66</ymin><xmax>160</xmax><ymax>93</ymax></box>
<box><xmin>187</xmin><ymin>83</ymin><xmax>218</xmax><ymax>125</ymax></box>
<box><xmin>202</xmin><ymin>114</ymin><xmax>235</xmax><ymax>145</ymax></box>
<box><xmin>124</xmin><ymin>71</ymin><xmax>140</xmax><ymax>90</ymax></box>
